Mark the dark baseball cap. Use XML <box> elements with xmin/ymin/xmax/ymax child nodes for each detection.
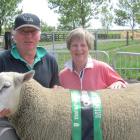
<box><xmin>14</xmin><ymin>13</ymin><xmax>41</xmax><ymax>31</ymax></box>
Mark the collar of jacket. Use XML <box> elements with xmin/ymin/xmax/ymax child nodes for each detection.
<box><xmin>64</xmin><ymin>55</ymin><xmax>94</xmax><ymax>71</ymax></box>
<box><xmin>11</xmin><ymin>45</ymin><xmax>47</xmax><ymax>65</ymax></box>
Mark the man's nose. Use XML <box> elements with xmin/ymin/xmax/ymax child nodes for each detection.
<box><xmin>25</xmin><ymin>32</ymin><xmax>33</xmax><ymax>36</ymax></box>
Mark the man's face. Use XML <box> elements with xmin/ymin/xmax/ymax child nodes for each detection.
<box><xmin>13</xmin><ymin>27</ymin><xmax>41</xmax><ymax>51</ymax></box>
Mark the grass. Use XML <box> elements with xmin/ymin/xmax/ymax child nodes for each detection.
<box><xmin>97</xmin><ymin>40</ymin><xmax>126</xmax><ymax>51</ymax></box>
<box><xmin>97</xmin><ymin>39</ymin><xmax>140</xmax><ymax>52</ymax></box>
<box><xmin>98</xmin><ymin>39</ymin><xmax>140</xmax><ymax>81</ymax></box>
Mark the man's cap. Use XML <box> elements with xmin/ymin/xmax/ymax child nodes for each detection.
<box><xmin>14</xmin><ymin>13</ymin><xmax>41</xmax><ymax>31</ymax></box>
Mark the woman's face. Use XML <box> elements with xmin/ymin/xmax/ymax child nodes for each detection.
<box><xmin>70</xmin><ymin>38</ymin><xmax>89</xmax><ymax>67</ymax></box>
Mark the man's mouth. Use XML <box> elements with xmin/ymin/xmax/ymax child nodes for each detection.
<box><xmin>24</xmin><ymin>41</ymin><xmax>33</xmax><ymax>44</ymax></box>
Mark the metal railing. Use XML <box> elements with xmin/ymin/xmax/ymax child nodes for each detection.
<box><xmin>112</xmin><ymin>52</ymin><xmax>140</xmax><ymax>83</ymax></box>
<box><xmin>0</xmin><ymin>36</ymin><xmax>3</xmax><ymax>48</ymax></box>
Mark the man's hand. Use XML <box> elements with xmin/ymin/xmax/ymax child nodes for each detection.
<box><xmin>108</xmin><ymin>81</ymin><xmax>127</xmax><ymax>89</ymax></box>
<box><xmin>0</xmin><ymin>109</ymin><xmax>11</xmax><ymax>118</ymax></box>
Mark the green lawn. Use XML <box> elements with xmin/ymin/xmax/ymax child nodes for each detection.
<box><xmin>97</xmin><ymin>39</ymin><xmax>140</xmax><ymax>52</ymax></box>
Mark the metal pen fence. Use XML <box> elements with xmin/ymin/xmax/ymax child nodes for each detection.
<box><xmin>112</xmin><ymin>52</ymin><xmax>140</xmax><ymax>83</ymax></box>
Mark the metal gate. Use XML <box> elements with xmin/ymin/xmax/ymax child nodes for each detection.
<box><xmin>112</xmin><ymin>52</ymin><xmax>140</xmax><ymax>83</ymax></box>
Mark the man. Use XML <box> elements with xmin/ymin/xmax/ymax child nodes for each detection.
<box><xmin>0</xmin><ymin>13</ymin><xmax>59</xmax><ymax>139</ymax></box>
<box><xmin>0</xmin><ymin>13</ymin><xmax>59</xmax><ymax>88</ymax></box>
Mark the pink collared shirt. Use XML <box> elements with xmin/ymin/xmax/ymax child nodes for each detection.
<box><xmin>59</xmin><ymin>58</ymin><xmax>126</xmax><ymax>90</ymax></box>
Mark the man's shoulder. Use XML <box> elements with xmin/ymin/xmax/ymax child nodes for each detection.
<box><xmin>37</xmin><ymin>47</ymin><xmax>55</xmax><ymax>60</ymax></box>
<box><xmin>0</xmin><ymin>50</ymin><xmax>11</xmax><ymax>58</ymax></box>
<box><xmin>43</xmin><ymin>52</ymin><xmax>56</xmax><ymax>61</ymax></box>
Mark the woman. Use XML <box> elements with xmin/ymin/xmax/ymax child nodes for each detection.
<box><xmin>59</xmin><ymin>28</ymin><xmax>127</xmax><ymax>90</ymax></box>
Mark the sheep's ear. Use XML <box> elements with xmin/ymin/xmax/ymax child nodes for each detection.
<box><xmin>23</xmin><ymin>70</ymin><xmax>35</xmax><ymax>82</ymax></box>
<box><xmin>14</xmin><ymin>71</ymin><xmax>35</xmax><ymax>87</ymax></box>
<box><xmin>14</xmin><ymin>70</ymin><xmax>34</xmax><ymax>85</ymax></box>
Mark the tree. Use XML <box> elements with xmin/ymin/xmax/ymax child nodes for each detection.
<box><xmin>41</xmin><ymin>20</ymin><xmax>56</xmax><ymax>32</ymax></box>
<box><xmin>48</xmin><ymin>0</ymin><xmax>93</xmax><ymax>30</ymax></box>
<box><xmin>98</xmin><ymin>1</ymin><xmax>114</xmax><ymax>33</ymax></box>
<box><xmin>136</xmin><ymin>13</ymin><xmax>140</xmax><ymax>24</ymax></box>
<box><xmin>114</xmin><ymin>0</ymin><xmax>140</xmax><ymax>39</ymax></box>
<box><xmin>0</xmin><ymin>0</ymin><xmax>22</xmax><ymax>35</ymax></box>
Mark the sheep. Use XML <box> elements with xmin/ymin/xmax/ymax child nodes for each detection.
<box><xmin>0</xmin><ymin>71</ymin><xmax>140</xmax><ymax>140</ymax></box>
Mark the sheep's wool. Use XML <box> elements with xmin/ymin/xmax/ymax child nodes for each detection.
<box><xmin>9</xmin><ymin>79</ymin><xmax>140</xmax><ymax>140</ymax></box>
<box><xmin>10</xmin><ymin>79</ymin><xmax>72</xmax><ymax>140</ymax></box>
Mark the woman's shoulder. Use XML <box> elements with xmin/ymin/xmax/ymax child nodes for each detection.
<box><xmin>59</xmin><ymin>67</ymin><xmax>71</xmax><ymax>76</ymax></box>
<box><xmin>93</xmin><ymin>59</ymin><xmax>109</xmax><ymax>65</ymax></box>
<box><xmin>93</xmin><ymin>59</ymin><xmax>112</xmax><ymax>70</ymax></box>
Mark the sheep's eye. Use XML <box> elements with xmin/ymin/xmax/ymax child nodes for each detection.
<box><xmin>2</xmin><ymin>82</ymin><xmax>11</xmax><ymax>90</ymax></box>
<box><xmin>0</xmin><ymin>82</ymin><xmax>11</xmax><ymax>93</ymax></box>
<box><xmin>0</xmin><ymin>85</ymin><xmax>9</xmax><ymax>92</ymax></box>
<box><xmin>3</xmin><ymin>85</ymin><xmax>10</xmax><ymax>89</ymax></box>
<box><xmin>3</xmin><ymin>82</ymin><xmax>11</xmax><ymax>89</ymax></box>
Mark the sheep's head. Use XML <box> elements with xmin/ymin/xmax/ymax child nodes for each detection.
<box><xmin>0</xmin><ymin>70</ymin><xmax>34</xmax><ymax>116</ymax></box>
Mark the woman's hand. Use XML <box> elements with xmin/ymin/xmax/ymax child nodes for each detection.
<box><xmin>108</xmin><ymin>81</ymin><xmax>127</xmax><ymax>89</ymax></box>
<box><xmin>53</xmin><ymin>85</ymin><xmax>64</xmax><ymax>89</ymax></box>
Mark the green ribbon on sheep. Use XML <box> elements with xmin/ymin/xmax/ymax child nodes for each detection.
<box><xmin>71</xmin><ymin>90</ymin><xmax>103</xmax><ymax>140</ymax></box>
<box><xmin>90</xmin><ymin>91</ymin><xmax>103</xmax><ymax>140</ymax></box>
<box><xmin>71</xmin><ymin>90</ymin><xmax>82</xmax><ymax>140</ymax></box>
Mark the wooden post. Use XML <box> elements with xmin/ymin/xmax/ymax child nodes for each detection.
<box><xmin>94</xmin><ymin>32</ymin><xmax>98</xmax><ymax>50</ymax></box>
<box><xmin>4</xmin><ymin>31</ymin><xmax>12</xmax><ymax>50</ymax></box>
<box><xmin>52</xmin><ymin>32</ymin><xmax>55</xmax><ymax>51</ymax></box>
<box><xmin>126</xmin><ymin>31</ymin><xmax>129</xmax><ymax>46</ymax></box>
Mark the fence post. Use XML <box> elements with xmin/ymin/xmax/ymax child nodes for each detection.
<box><xmin>94</xmin><ymin>32</ymin><xmax>98</xmax><ymax>50</ymax></box>
<box><xmin>126</xmin><ymin>31</ymin><xmax>129</xmax><ymax>46</ymax></box>
<box><xmin>4</xmin><ymin>31</ymin><xmax>12</xmax><ymax>50</ymax></box>
<box><xmin>52</xmin><ymin>32</ymin><xmax>55</xmax><ymax>51</ymax></box>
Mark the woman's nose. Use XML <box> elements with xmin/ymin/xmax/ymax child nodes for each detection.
<box><xmin>76</xmin><ymin>45</ymin><xmax>82</xmax><ymax>50</ymax></box>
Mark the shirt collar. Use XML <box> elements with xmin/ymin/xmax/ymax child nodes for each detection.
<box><xmin>64</xmin><ymin>55</ymin><xmax>94</xmax><ymax>71</ymax></box>
<box><xmin>11</xmin><ymin>45</ymin><xmax>47</xmax><ymax>65</ymax></box>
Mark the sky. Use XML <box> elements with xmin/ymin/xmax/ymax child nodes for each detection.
<box><xmin>19</xmin><ymin>0</ymin><xmax>59</xmax><ymax>27</ymax></box>
<box><xmin>19</xmin><ymin>0</ymin><xmax>105</xmax><ymax>29</ymax></box>
<box><xmin>19</xmin><ymin>0</ymin><xmax>131</xmax><ymax>30</ymax></box>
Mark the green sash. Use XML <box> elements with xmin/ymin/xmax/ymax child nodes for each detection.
<box><xmin>71</xmin><ymin>90</ymin><xmax>103</xmax><ymax>140</ymax></box>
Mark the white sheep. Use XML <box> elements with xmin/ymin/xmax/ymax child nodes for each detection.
<box><xmin>0</xmin><ymin>71</ymin><xmax>140</xmax><ymax>140</ymax></box>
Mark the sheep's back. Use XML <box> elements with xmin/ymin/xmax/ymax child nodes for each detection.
<box><xmin>99</xmin><ymin>83</ymin><xmax>140</xmax><ymax>140</ymax></box>
<box><xmin>10</xmin><ymin>80</ymin><xmax>140</xmax><ymax>140</ymax></box>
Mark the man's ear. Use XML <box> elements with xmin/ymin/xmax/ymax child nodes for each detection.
<box><xmin>23</xmin><ymin>70</ymin><xmax>35</xmax><ymax>82</ymax></box>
